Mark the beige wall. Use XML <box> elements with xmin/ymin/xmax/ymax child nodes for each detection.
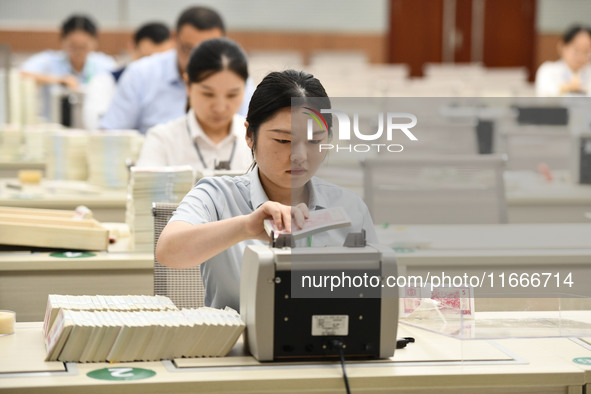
<box><xmin>0</xmin><ymin>27</ymin><xmax>561</xmax><ymax>70</ymax></box>
<box><xmin>536</xmin><ymin>33</ymin><xmax>560</xmax><ymax>69</ymax></box>
<box><xmin>0</xmin><ymin>29</ymin><xmax>388</xmax><ymax>65</ymax></box>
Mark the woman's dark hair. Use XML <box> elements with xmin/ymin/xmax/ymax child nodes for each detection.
<box><xmin>563</xmin><ymin>25</ymin><xmax>591</xmax><ymax>44</ymax></box>
<box><xmin>134</xmin><ymin>22</ymin><xmax>170</xmax><ymax>46</ymax></box>
<box><xmin>246</xmin><ymin>70</ymin><xmax>332</xmax><ymax>154</ymax></box>
<box><xmin>176</xmin><ymin>6</ymin><xmax>225</xmax><ymax>35</ymax></box>
<box><xmin>61</xmin><ymin>15</ymin><xmax>97</xmax><ymax>38</ymax></box>
<box><xmin>186</xmin><ymin>38</ymin><xmax>248</xmax><ymax>84</ymax></box>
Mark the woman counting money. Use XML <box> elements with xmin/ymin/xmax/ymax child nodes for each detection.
<box><xmin>156</xmin><ymin>70</ymin><xmax>377</xmax><ymax>311</ymax></box>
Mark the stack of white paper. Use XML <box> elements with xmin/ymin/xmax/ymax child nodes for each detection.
<box><xmin>0</xmin><ymin>124</ymin><xmax>22</xmax><ymax>160</ymax></box>
<box><xmin>126</xmin><ymin>166</ymin><xmax>194</xmax><ymax>251</ymax></box>
<box><xmin>8</xmin><ymin>69</ymin><xmax>21</xmax><ymax>126</ymax></box>
<box><xmin>86</xmin><ymin>130</ymin><xmax>143</xmax><ymax>189</ymax></box>
<box><xmin>45</xmin><ymin>130</ymin><xmax>88</xmax><ymax>180</ymax></box>
<box><xmin>44</xmin><ymin>295</ymin><xmax>244</xmax><ymax>362</ymax></box>
<box><xmin>20</xmin><ymin>74</ymin><xmax>37</xmax><ymax>126</ymax></box>
<box><xmin>0</xmin><ymin>70</ymin><xmax>6</xmax><ymax>125</ymax></box>
<box><xmin>43</xmin><ymin>294</ymin><xmax>178</xmax><ymax>338</ymax></box>
<box><xmin>22</xmin><ymin>123</ymin><xmax>63</xmax><ymax>161</ymax></box>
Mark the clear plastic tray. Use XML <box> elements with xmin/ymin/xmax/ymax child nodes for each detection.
<box><xmin>400</xmin><ymin>294</ymin><xmax>591</xmax><ymax>339</ymax></box>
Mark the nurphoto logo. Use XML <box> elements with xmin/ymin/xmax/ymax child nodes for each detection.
<box><xmin>304</xmin><ymin>108</ymin><xmax>418</xmax><ymax>153</ymax></box>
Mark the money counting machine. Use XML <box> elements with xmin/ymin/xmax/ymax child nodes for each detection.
<box><xmin>240</xmin><ymin>232</ymin><xmax>398</xmax><ymax>361</ymax></box>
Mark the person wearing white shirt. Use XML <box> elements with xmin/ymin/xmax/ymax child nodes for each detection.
<box><xmin>83</xmin><ymin>22</ymin><xmax>173</xmax><ymax>130</ymax></box>
<box><xmin>536</xmin><ymin>25</ymin><xmax>591</xmax><ymax>97</ymax></box>
<box><xmin>20</xmin><ymin>15</ymin><xmax>116</xmax><ymax>120</ymax></box>
<box><xmin>99</xmin><ymin>6</ymin><xmax>254</xmax><ymax>134</ymax></box>
<box><xmin>136</xmin><ymin>38</ymin><xmax>252</xmax><ymax>173</ymax></box>
<box><xmin>156</xmin><ymin>70</ymin><xmax>377</xmax><ymax>310</ymax></box>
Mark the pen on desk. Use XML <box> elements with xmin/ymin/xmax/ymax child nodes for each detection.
<box><xmin>6</xmin><ymin>183</ymin><xmax>22</xmax><ymax>191</ymax></box>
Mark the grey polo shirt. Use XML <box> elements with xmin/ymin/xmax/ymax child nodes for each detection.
<box><xmin>169</xmin><ymin>168</ymin><xmax>377</xmax><ymax>311</ymax></box>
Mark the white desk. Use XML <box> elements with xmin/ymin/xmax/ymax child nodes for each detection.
<box><xmin>0</xmin><ymin>322</ymin><xmax>585</xmax><ymax>394</ymax></box>
<box><xmin>0</xmin><ymin>251</ymin><xmax>154</xmax><ymax>322</ymax></box>
<box><xmin>0</xmin><ymin>179</ymin><xmax>127</xmax><ymax>222</ymax></box>
<box><xmin>470</xmin><ymin>333</ymin><xmax>591</xmax><ymax>392</ymax></box>
<box><xmin>505</xmin><ymin>171</ymin><xmax>591</xmax><ymax>223</ymax></box>
<box><xmin>532</xmin><ymin>336</ymin><xmax>591</xmax><ymax>392</ymax></box>
<box><xmin>381</xmin><ymin>223</ymin><xmax>591</xmax><ymax>250</ymax></box>
<box><xmin>383</xmin><ymin>223</ymin><xmax>591</xmax><ymax>302</ymax></box>
<box><xmin>0</xmin><ymin>223</ymin><xmax>153</xmax><ymax>322</ymax></box>
<box><xmin>317</xmin><ymin>167</ymin><xmax>591</xmax><ymax>223</ymax></box>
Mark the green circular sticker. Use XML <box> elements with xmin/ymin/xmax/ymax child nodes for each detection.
<box><xmin>50</xmin><ymin>251</ymin><xmax>96</xmax><ymax>258</ymax></box>
<box><xmin>573</xmin><ymin>357</ymin><xmax>591</xmax><ymax>365</ymax></box>
<box><xmin>87</xmin><ymin>367</ymin><xmax>156</xmax><ymax>381</ymax></box>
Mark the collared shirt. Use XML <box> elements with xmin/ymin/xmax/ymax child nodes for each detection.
<box><xmin>99</xmin><ymin>49</ymin><xmax>255</xmax><ymax>134</ymax></box>
<box><xmin>135</xmin><ymin>109</ymin><xmax>253</xmax><ymax>173</ymax></box>
<box><xmin>20</xmin><ymin>50</ymin><xmax>116</xmax><ymax>120</ymax></box>
<box><xmin>169</xmin><ymin>168</ymin><xmax>378</xmax><ymax>310</ymax></box>
<box><xmin>535</xmin><ymin>60</ymin><xmax>591</xmax><ymax>97</ymax></box>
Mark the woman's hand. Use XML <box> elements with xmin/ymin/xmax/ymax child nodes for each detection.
<box><xmin>244</xmin><ymin>201</ymin><xmax>310</xmax><ymax>241</ymax></box>
<box><xmin>560</xmin><ymin>75</ymin><xmax>584</xmax><ymax>94</ymax></box>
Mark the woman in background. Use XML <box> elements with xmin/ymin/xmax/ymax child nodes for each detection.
<box><xmin>135</xmin><ymin>37</ymin><xmax>252</xmax><ymax>173</ymax></box>
<box><xmin>21</xmin><ymin>14</ymin><xmax>116</xmax><ymax>119</ymax></box>
<box><xmin>536</xmin><ymin>25</ymin><xmax>591</xmax><ymax>96</ymax></box>
<box><xmin>156</xmin><ymin>70</ymin><xmax>376</xmax><ymax>311</ymax></box>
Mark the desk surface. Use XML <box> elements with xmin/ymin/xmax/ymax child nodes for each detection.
<box><xmin>0</xmin><ymin>179</ymin><xmax>127</xmax><ymax>222</ymax></box>
<box><xmin>504</xmin><ymin>171</ymin><xmax>591</xmax><ymax>206</ymax></box>
<box><xmin>0</xmin><ymin>322</ymin><xmax>585</xmax><ymax>394</ymax></box>
<box><xmin>487</xmin><ymin>335</ymin><xmax>591</xmax><ymax>391</ymax></box>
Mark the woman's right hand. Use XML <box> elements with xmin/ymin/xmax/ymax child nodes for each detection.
<box><xmin>244</xmin><ymin>201</ymin><xmax>310</xmax><ymax>241</ymax></box>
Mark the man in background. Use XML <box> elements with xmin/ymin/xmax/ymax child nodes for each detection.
<box><xmin>99</xmin><ymin>6</ymin><xmax>253</xmax><ymax>134</ymax></box>
<box><xmin>83</xmin><ymin>22</ymin><xmax>173</xmax><ymax>129</ymax></box>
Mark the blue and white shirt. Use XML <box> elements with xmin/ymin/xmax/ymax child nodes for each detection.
<box><xmin>21</xmin><ymin>50</ymin><xmax>116</xmax><ymax>120</ymax></box>
<box><xmin>100</xmin><ymin>49</ymin><xmax>254</xmax><ymax>134</ymax></box>
<box><xmin>535</xmin><ymin>60</ymin><xmax>591</xmax><ymax>97</ymax></box>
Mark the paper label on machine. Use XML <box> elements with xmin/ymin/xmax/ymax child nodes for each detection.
<box><xmin>311</xmin><ymin>315</ymin><xmax>349</xmax><ymax>336</ymax></box>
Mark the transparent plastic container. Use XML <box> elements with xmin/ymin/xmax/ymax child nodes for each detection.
<box><xmin>400</xmin><ymin>293</ymin><xmax>591</xmax><ymax>339</ymax></box>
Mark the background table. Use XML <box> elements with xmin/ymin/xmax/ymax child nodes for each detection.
<box><xmin>0</xmin><ymin>179</ymin><xmax>127</xmax><ymax>222</ymax></box>
<box><xmin>0</xmin><ymin>251</ymin><xmax>154</xmax><ymax>322</ymax></box>
<box><xmin>382</xmin><ymin>223</ymin><xmax>591</xmax><ymax>306</ymax></box>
